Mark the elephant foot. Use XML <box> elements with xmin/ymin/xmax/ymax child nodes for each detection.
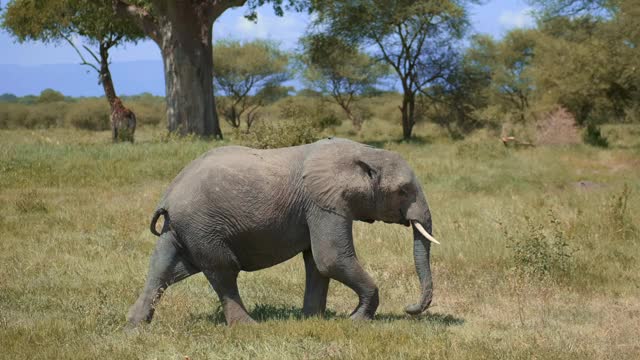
<box><xmin>126</xmin><ymin>300</ymin><xmax>155</xmax><ymax>328</ymax></box>
<box><xmin>349</xmin><ymin>289</ymin><xmax>379</xmax><ymax>320</ymax></box>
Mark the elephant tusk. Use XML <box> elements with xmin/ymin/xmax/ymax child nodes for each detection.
<box><xmin>412</xmin><ymin>221</ymin><xmax>441</xmax><ymax>245</ymax></box>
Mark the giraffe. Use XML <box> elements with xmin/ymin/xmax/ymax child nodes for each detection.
<box><xmin>98</xmin><ymin>41</ymin><xmax>136</xmax><ymax>143</ymax></box>
<box><xmin>110</xmin><ymin>97</ymin><xmax>136</xmax><ymax>143</ymax></box>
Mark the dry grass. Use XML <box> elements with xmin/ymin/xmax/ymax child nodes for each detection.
<box><xmin>1</xmin><ymin>125</ymin><xmax>639</xmax><ymax>359</ymax></box>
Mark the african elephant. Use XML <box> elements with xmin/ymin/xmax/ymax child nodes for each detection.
<box><xmin>127</xmin><ymin>137</ymin><xmax>439</xmax><ymax>326</ymax></box>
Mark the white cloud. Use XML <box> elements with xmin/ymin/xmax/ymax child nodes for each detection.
<box><xmin>498</xmin><ymin>7</ymin><xmax>534</xmax><ymax>29</ymax></box>
<box><xmin>214</xmin><ymin>7</ymin><xmax>309</xmax><ymax>49</ymax></box>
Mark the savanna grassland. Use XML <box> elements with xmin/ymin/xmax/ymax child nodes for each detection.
<box><xmin>1</xmin><ymin>121</ymin><xmax>639</xmax><ymax>359</ymax></box>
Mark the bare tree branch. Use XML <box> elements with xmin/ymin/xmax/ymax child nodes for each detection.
<box><xmin>63</xmin><ymin>35</ymin><xmax>100</xmax><ymax>74</ymax></box>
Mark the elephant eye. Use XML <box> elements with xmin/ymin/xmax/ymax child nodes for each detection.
<box><xmin>356</xmin><ymin>160</ymin><xmax>377</xmax><ymax>180</ymax></box>
<box><xmin>398</xmin><ymin>184</ymin><xmax>412</xmax><ymax>197</ymax></box>
<box><xmin>366</xmin><ymin>168</ymin><xmax>376</xmax><ymax>179</ymax></box>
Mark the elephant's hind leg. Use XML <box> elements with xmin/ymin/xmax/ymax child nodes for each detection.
<box><xmin>203</xmin><ymin>270</ymin><xmax>256</xmax><ymax>325</ymax></box>
<box><xmin>127</xmin><ymin>231</ymin><xmax>199</xmax><ymax>327</ymax></box>
<box><xmin>302</xmin><ymin>249</ymin><xmax>330</xmax><ymax>318</ymax></box>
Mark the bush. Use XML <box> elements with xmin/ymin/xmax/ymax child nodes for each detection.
<box><xmin>129</xmin><ymin>101</ymin><xmax>164</xmax><ymax>127</ymax></box>
<box><xmin>277</xmin><ymin>97</ymin><xmax>341</xmax><ymax>131</ymax></box>
<box><xmin>534</xmin><ymin>106</ymin><xmax>581</xmax><ymax>145</ymax></box>
<box><xmin>37</xmin><ymin>88</ymin><xmax>65</xmax><ymax>103</ymax></box>
<box><xmin>583</xmin><ymin>123</ymin><xmax>609</xmax><ymax>147</ymax></box>
<box><xmin>504</xmin><ymin>210</ymin><xmax>575</xmax><ymax>280</ymax></box>
<box><xmin>238</xmin><ymin>119</ymin><xmax>320</xmax><ymax>149</ymax></box>
<box><xmin>25</xmin><ymin>103</ymin><xmax>68</xmax><ymax>128</ymax></box>
<box><xmin>0</xmin><ymin>103</ymin><xmax>29</xmax><ymax>129</ymax></box>
<box><xmin>65</xmin><ymin>100</ymin><xmax>110</xmax><ymax>131</ymax></box>
<box><xmin>0</xmin><ymin>102</ymin><xmax>69</xmax><ymax>129</ymax></box>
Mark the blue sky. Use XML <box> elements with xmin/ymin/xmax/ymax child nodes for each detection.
<box><xmin>0</xmin><ymin>0</ymin><xmax>534</xmax><ymax>96</ymax></box>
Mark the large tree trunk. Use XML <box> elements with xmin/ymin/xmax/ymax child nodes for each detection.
<box><xmin>113</xmin><ymin>1</ymin><xmax>238</xmax><ymax>139</ymax></box>
<box><xmin>158</xmin><ymin>7</ymin><xmax>221</xmax><ymax>138</ymax></box>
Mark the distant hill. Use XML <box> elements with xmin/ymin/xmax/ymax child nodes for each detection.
<box><xmin>0</xmin><ymin>60</ymin><xmax>165</xmax><ymax>97</ymax></box>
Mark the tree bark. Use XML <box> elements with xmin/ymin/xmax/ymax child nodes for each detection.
<box><xmin>161</xmin><ymin>27</ymin><xmax>220</xmax><ymax>137</ymax></box>
<box><xmin>158</xmin><ymin>5</ymin><xmax>221</xmax><ymax>138</ymax></box>
<box><xmin>113</xmin><ymin>1</ymin><xmax>238</xmax><ymax>139</ymax></box>
<box><xmin>400</xmin><ymin>94</ymin><xmax>416</xmax><ymax>140</ymax></box>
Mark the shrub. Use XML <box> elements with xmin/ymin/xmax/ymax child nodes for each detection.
<box><xmin>129</xmin><ymin>101</ymin><xmax>164</xmax><ymax>127</ymax></box>
<box><xmin>238</xmin><ymin>119</ymin><xmax>320</xmax><ymax>149</ymax></box>
<box><xmin>65</xmin><ymin>100</ymin><xmax>110</xmax><ymax>131</ymax></box>
<box><xmin>24</xmin><ymin>103</ymin><xmax>68</xmax><ymax>128</ymax></box>
<box><xmin>583</xmin><ymin>123</ymin><xmax>609</xmax><ymax>147</ymax></box>
<box><xmin>0</xmin><ymin>102</ymin><xmax>69</xmax><ymax>129</ymax></box>
<box><xmin>535</xmin><ymin>106</ymin><xmax>581</xmax><ymax>145</ymax></box>
<box><xmin>0</xmin><ymin>103</ymin><xmax>29</xmax><ymax>128</ymax></box>
<box><xmin>277</xmin><ymin>97</ymin><xmax>341</xmax><ymax>131</ymax></box>
<box><xmin>37</xmin><ymin>88</ymin><xmax>65</xmax><ymax>103</ymax></box>
<box><xmin>504</xmin><ymin>210</ymin><xmax>575</xmax><ymax>280</ymax></box>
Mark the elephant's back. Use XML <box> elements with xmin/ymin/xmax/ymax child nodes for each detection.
<box><xmin>160</xmin><ymin>144</ymin><xmax>306</xmax><ymax>230</ymax></box>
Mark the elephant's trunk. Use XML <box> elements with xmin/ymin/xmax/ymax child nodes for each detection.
<box><xmin>404</xmin><ymin>190</ymin><xmax>434</xmax><ymax>315</ymax></box>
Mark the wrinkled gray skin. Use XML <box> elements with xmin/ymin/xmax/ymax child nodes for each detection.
<box><xmin>128</xmin><ymin>138</ymin><xmax>434</xmax><ymax>326</ymax></box>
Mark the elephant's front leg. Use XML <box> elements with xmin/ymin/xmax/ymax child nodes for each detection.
<box><xmin>302</xmin><ymin>249</ymin><xmax>330</xmax><ymax>317</ymax></box>
<box><xmin>307</xmin><ymin>210</ymin><xmax>379</xmax><ymax>320</ymax></box>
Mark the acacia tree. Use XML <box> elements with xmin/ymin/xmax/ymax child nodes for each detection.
<box><xmin>466</xmin><ymin>30</ymin><xmax>537</xmax><ymax>123</ymax></box>
<box><xmin>2</xmin><ymin>0</ymin><xmax>144</xmax><ymax>141</ymax></box>
<box><xmin>111</xmin><ymin>0</ymin><xmax>308</xmax><ymax>139</ymax></box>
<box><xmin>300</xmin><ymin>34</ymin><xmax>387</xmax><ymax>131</ymax></box>
<box><xmin>528</xmin><ymin>0</ymin><xmax>639</xmax><ymax>124</ymax></box>
<box><xmin>421</xmin><ymin>50</ymin><xmax>491</xmax><ymax>139</ymax></box>
<box><xmin>313</xmin><ymin>0</ymin><xmax>469</xmax><ymax>139</ymax></box>
<box><xmin>213</xmin><ymin>40</ymin><xmax>289</xmax><ymax>131</ymax></box>
<box><xmin>528</xmin><ymin>0</ymin><xmax>612</xmax><ymax>18</ymax></box>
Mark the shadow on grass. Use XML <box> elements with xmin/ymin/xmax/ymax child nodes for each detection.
<box><xmin>375</xmin><ymin>311</ymin><xmax>465</xmax><ymax>326</ymax></box>
<box><xmin>363</xmin><ymin>136</ymin><xmax>433</xmax><ymax>149</ymax></box>
<box><xmin>193</xmin><ymin>304</ymin><xmax>463</xmax><ymax>327</ymax></box>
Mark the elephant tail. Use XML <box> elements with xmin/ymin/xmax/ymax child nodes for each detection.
<box><xmin>150</xmin><ymin>208</ymin><xmax>168</xmax><ymax>236</ymax></box>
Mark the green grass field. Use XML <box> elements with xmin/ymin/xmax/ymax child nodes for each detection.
<box><xmin>1</xmin><ymin>125</ymin><xmax>639</xmax><ymax>359</ymax></box>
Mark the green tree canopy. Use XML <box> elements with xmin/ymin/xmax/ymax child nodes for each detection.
<box><xmin>213</xmin><ymin>40</ymin><xmax>290</xmax><ymax>130</ymax></box>
<box><xmin>530</xmin><ymin>0</ymin><xmax>640</xmax><ymax>124</ymax></box>
<box><xmin>466</xmin><ymin>30</ymin><xmax>537</xmax><ymax>123</ymax></box>
<box><xmin>312</xmin><ymin>0</ymin><xmax>470</xmax><ymax>139</ymax></box>
<box><xmin>2</xmin><ymin>0</ymin><xmax>143</xmax><ymax>46</ymax></box>
<box><xmin>299</xmin><ymin>34</ymin><xmax>388</xmax><ymax>130</ymax></box>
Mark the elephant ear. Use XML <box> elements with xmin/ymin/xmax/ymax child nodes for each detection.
<box><xmin>303</xmin><ymin>141</ymin><xmax>378</xmax><ymax>217</ymax></box>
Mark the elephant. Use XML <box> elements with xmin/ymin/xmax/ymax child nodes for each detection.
<box><xmin>127</xmin><ymin>137</ymin><xmax>439</xmax><ymax>326</ymax></box>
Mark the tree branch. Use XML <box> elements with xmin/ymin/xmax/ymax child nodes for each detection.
<box><xmin>63</xmin><ymin>35</ymin><xmax>100</xmax><ymax>74</ymax></box>
<box><xmin>82</xmin><ymin>44</ymin><xmax>101</xmax><ymax>66</ymax></box>
<box><xmin>210</xmin><ymin>0</ymin><xmax>248</xmax><ymax>19</ymax></box>
<box><xmin>112</xmin><ymin>0</ymin><xmax>161</xmax><ymax>44</ymax></box>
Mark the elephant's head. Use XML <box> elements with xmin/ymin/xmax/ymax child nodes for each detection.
<box><xmin>303</xmin><ymin>139</ymin><xmax>438</xmax><ymax>315</ymax></box>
